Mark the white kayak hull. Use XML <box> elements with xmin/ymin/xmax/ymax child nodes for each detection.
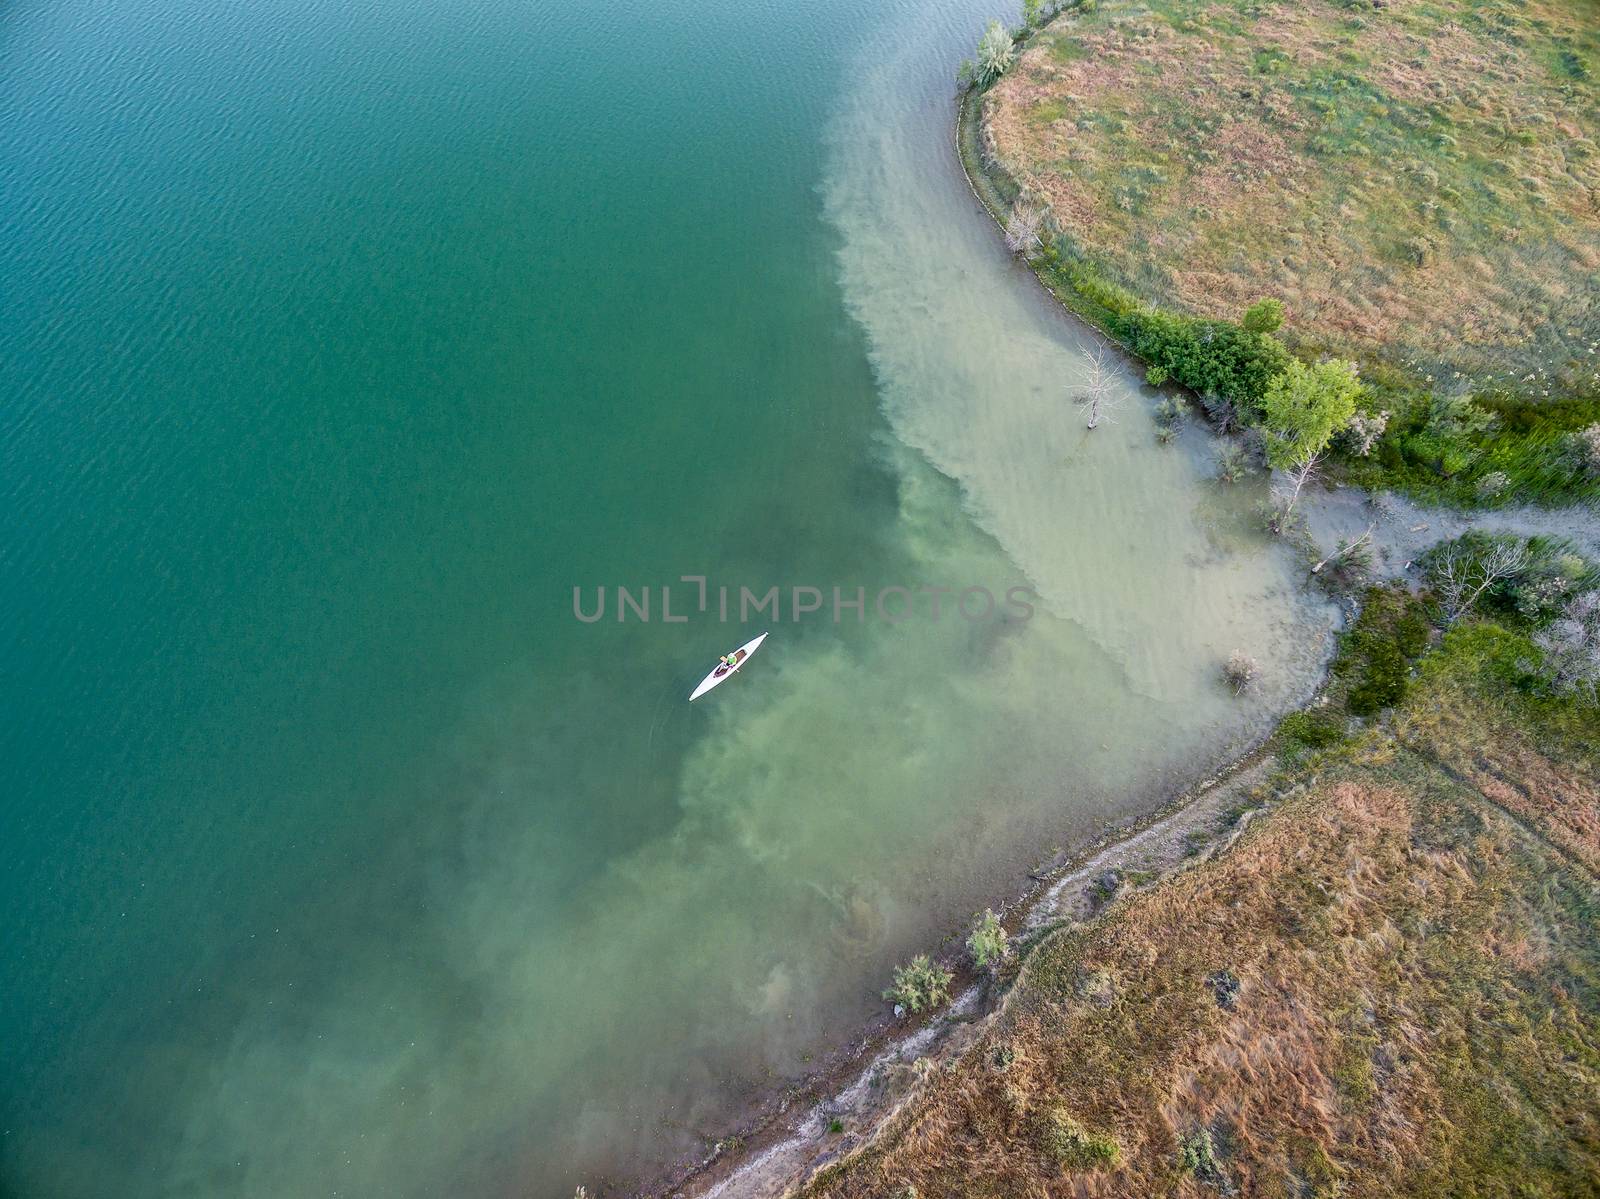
<box><xmin>689</xmin><ymin>632</ymin><xmax>769</xmax><ymax>701</ymax></box>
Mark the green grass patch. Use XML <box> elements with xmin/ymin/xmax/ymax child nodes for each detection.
<box><xmin>1331</xmin><ymin>585</ymin><xmax>1433</xmax><ymax>717</ymax></box>
<box><xmin>1278</xmin><ymin>707</ymin><xmax>1347</xmax><ymax>749</ymax></box>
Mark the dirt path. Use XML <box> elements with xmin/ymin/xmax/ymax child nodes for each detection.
<box><xmin>1303</xmin><ymin>484</ymin><xmax>1600</xmax><ymax>574</ymax></box>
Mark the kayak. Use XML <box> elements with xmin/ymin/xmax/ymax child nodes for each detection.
<box><xmin>689</xmin><ymin>632</ymin><xmax>769</xmax><ymax>701</ymax></box>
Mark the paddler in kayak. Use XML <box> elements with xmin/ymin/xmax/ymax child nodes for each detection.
<box><xmin>719</xmin><ymin>652</ymin><xmax>738</xmax><ymax>671</ymax></box>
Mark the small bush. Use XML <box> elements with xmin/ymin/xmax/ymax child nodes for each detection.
<box><xmin>1036</xmin><ymin>1107</ymin><xmax>1120</xmax><ymax>1169</ymax></box>
<box><xmin>973</xmin><ymin>20</ymin><xmax>1015</xmax><ymax>88</ymax></box>
<box><xmin>1146</xmin><ymin>363</ymin><xmax>1170</xmax><ymax>386</ymax></box>
<box><xmin>1198</xmin><ymin>390</ymin><xmax>1241</xmax><ymax>434</ymax></box>
<box><xmin>967</xmin><ymin>909</ymin><xmax>1009</xmax><ymax>971</ymax></box>
<box><xmin>1241</xmin><ymin>297</ymin><xmax>1285</xmax><ymax>334</ymax></box>
<box><xmin>1342</xmin><ymin>407</ymin><xmax>1389</xmax><ymax>456</ymax></box>
<box><xmin>884</xmin><ymin>954</ymin><xmax>954</xmax><ymax>1014</ymax></box>
<box><xmin>1179</xmin><ymin>1127</ymin><xmax>1224</xmax><ymax>1183</ymax></box>
<box><xmin>1476</xmin><ymin>469</ymin><xmax>1510</xmax><ymax>500</ymax></box>
<box><xmin>1531</xmin><ymin>590</ymin><xmax>1600</xmax><ymax>702</ymax></box>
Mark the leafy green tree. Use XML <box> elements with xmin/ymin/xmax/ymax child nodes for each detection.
<box><xmin>975</xmin><ymin>20</ymin><xmax>1015</xmax><ymax>87</ymax></box>
<box><xmin>1260</xmin><ymin>358</ymin><xmax>1360</xmax><ymax>527</ymax></box>
<box><xmin>1261</xmin><ymin>358</ymin><xmax>1361</xmax><ymax>471</ymax></box>
<box><xmin>1241</xmin><ymin>297</ymin><xmax>1285</xmax><ymax>334</ymax></box>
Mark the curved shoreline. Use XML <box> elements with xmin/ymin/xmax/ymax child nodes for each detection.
<box><xmin>656</xmin><ymin>19</ymin><xmax>1600</xmax><ymax>1199</ymax></box>
<box><xmin>662</xmin><ymin>732</ymin><xmax>1307</xmax><ymax>1197</ymax></box>
<box><xmin>652</xmin><ymin>66</ymin><xmax>1341</xmax><ymax>1199</ymax></box>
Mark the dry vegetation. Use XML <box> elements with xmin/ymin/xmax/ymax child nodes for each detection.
<box><xmin>983</xmin><ymin>0</ymin><xmax>1600</xmax><ymax>387</ymax></box>
<box><xmin>801</xmin><ymin>636</ymin><xmax>1600</xmax><ymax>1197</ymax></box>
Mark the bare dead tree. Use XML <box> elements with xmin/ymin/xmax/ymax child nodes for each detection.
<box><xmin>1432</xmin><ymin>538</ymin><xmax>1531</xmax><ymax>623</ymax></box>
<box><xmin>1074</xmin><ymin>341</ymin><xmax>1122</xmax><ymax>430</ymax></box>
<box><xmin>1532</xmin><ymin>590</ymin><xmax>1600</xmax><ymax>702</ymax></box>
<box><xmin>1312</xmin><ymin>523</ymin><xmax>1375</xmax><ymax>575</ymax></box>
<box><xmin>1272</xmin><ymin>446</ymin><xmax>1326</xmax><ymax>528</ymax></box>
<box><xmin>1004</xmin><ymin>201</ymin><xmax>1045</xmax><ymax>258</ymax></box>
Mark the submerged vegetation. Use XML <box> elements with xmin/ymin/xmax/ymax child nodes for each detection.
<box><xmin>957</xmin><ymin>0</ymin><xmax>1600</xmax><ymax>509</ymax></box>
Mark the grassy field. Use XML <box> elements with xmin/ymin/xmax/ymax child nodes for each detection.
<box><xmin>983</xmin><ymin>0</ymin><xmax>1600</xmax><ymax>392</ymax></box>
<box><xmin>798</xmin><ymin>619</ymin><xmax>1600</xmax><ymax>1197</ymax></box>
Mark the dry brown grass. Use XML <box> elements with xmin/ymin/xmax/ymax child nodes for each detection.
<box><xmin>802</xmin><ymin>714</ymin><xmax>1600</xmax><ymax>1196</ymax></box>
<box><xmin>1397</xmin><ymin>686</ymin><xmax>1600</xmax><ymax>874</ymax></box>
<box><xmin>983</xmin><ymin>0</ymin><xmax>1600</xmax><ymax>387</ymax></box>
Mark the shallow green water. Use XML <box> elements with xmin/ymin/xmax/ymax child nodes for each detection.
<box><xmin>0</xmin><ymin>0</ymin><xmax>1332</xmax><ymax>1194</ymax></box>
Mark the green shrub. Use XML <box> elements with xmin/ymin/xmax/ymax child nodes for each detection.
<box><xmin>1333</xmin><ymin>387</ymin><xmax>1600</xmax><ymax>509</ymax></box>
<box><xmin>1215</xmin><ymin>443</ymin><xmax>1248</xmax><ymax>482</ymax></box>
<box><xmin>1179</xmin><ymin>1127</ymin><xmax>1224</xmax><ymax>1183</ymax></box>
<box><xmin>1241</xmin><ymin>297</ymin><xmax>1285</xmax><ymax>334</ymax></box>
<box><xmin>1508</xmin><ymin>539</ymin><xmax>1597</xmax><ymax>622</ymax></box>
<box><xmin>1422</xmin><ymin>531</ymin><xmax>1598</xmax><ymax>627</ymax></box>
<box><xmin>883</xmin><ymin>954</ymin><xmax>954</xmax><ymax>1014</ymax></box>
<box><xmin>967</xmin><ymin>909</ymin><xmax>1009</xmax><ymax>971</ymax></box>
<box><xmin>974</xmin><ymin>20</ymin><xmax>1015</xmax><ymax>88</ymax></box>
<box><xmin>1036</xmin><ymin>1107</ymin><xmax>1120</xmax><ymax>1169</ymax></box>
<box><xmin>1146</xmin><ymin>363</ymin><xmax>1170</xmax><ymax>386</ymax></box>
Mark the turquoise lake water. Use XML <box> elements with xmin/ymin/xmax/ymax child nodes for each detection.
<box><xmin>0</xmin><ymin>0</ymin><xmax>1336</xmax><ymax>1193</ymax></box>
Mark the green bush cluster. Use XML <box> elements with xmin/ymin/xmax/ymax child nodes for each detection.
<box><xmin>967</xmin><ymin>909</ymin><xmax>1009</xmax><ymax>971</ymax></box>
<box><xmin>1000</xmin><ymin>150</ymin><xmax>1590</xmax><ymax>513</ymax></box>
<box><xmin>1421</xmin><ymin>531</ymin><xmax>1598</xmax><ymax>626</ymax></box>
<box><xmin>1033</xmin><ymin>238</ymin><xmax>1594</xmax><ymax>513</ymax></box>
<box><xmin>1345</xmin><ymin>389</ymin><xmax>1600</xmax><ymax>508</ymax></box>
<box><xmin>1028</xmin><ymin>246</ymin><xmax>1290</xmax><ymax>416</ymax></box>
<box><xmin>1179</xmin><ymin>1127</ymin><xmax>1225</xmax><ymax>1184</ymax></box>
<box><xmin>1114</xmin><ymin>307</ymin><xmax>1292</xmax><ymax>418</ymax></box>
